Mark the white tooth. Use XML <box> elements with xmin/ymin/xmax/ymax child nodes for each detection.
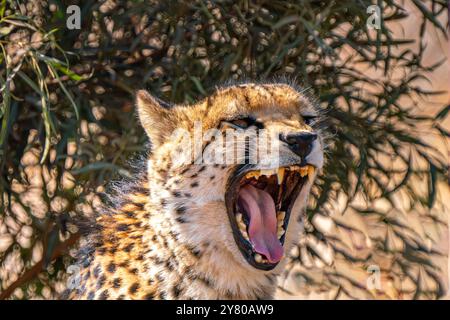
<box><xmin>260</xmin><ymin>168</ymin><xmax>277</xmax><ymax>177</ymax></box>
<box><xmin>254</xmin><ymin>253</ymin><xmax>263</xmax><ymax>263</ymax></box>
<box><xmin>246</xmin><ymin>171</ymin><xmax>260</xmax><ymax>179</ymax></box>
<box><xmin>299</xmin><ymin>166</ymin><xmax>308</xmax><ymax>177</ymax></box>
<box><xmin>242</xmin><ymin>231</ymin><xmax>249</xmax><ymax>240</ymax></box>
<box><xmin>236</xmin><ymin>213</ymin><xmax>243</xmax><ymax>223</ymax></box>
<box><xmin>277</xmin><ymin>167</ymin><xmax>285</xmax><ymax>184</ymax></box>
<box><xmin>277</xmin><ymin>211</ymin><xmax>286</xmax><ymax>221</ymax></box>
<box><xmin>238</xmin><ymin>221</ymin><xmax>247</xmax><ymax>231</ymax></box>
<box><xmin>277</xmin><ymin>228</ymin><xmax>285</xmax><ymax>238</ymax></box>
<box><xmin>307</xmin><ymin>165</ymin><xmax>315</xmax><ymax>176</ymax></box>
<box><xmin>278</xmin><ymin>219</ymin><xmax>284</xmax><ymax>227</ymax></box>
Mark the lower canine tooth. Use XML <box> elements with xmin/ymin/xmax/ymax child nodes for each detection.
<box><xmin>299</xmin><ymin>167</ymin><xmax>308</xmax><ymax>177</ymax></box>
<box><xmin>277</xmin><ymin>167</ymin><xmax>285</xmax><ymax>184</ymax></box>
<box><xmin>254</xmin><ymin>253</ymin><xmax>262</xmax><ymax>263</ymax></box>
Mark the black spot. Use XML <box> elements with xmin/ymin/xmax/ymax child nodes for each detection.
<box><xmin>198</xmin><ymin>166</ymin><xmax>206</xmax><ymax>172</ymax></box>
<box><xmin>93</xmin><ymin>265</ymin><xmax>101</xmax><ymax>279</ymax></box>
<box><xmin>109</xmin><ymin>247</ymin><xmax>118</xmax><ymax>254</ymax></box>
<box><xmin>124</xmin><ymin>211</ymin><xmax>133</xmax><ymax>218</ymax></box>
<box><xmin>190</xmin><ymin>173</ymin><xmax>198</xmax><ymax>178</ymax></box>
<box><xmin>160</xmin><ymin>199</ymin><xmax>167</xmax><ymax>207</ymax></box>
<box><xmin>113</xmin><ymin>278</ymin><xmax>122</xmax><ymax>288</ymax></box>
<box><xmin>172</xmin><ymin>191</ymin><xmax>182</xmax><ymax>198</ymax></box>
<box><xmin>176</xmin><ymin>217</ymin><xmax>187</xmax><ymax>223</ymax></box>
<box><xmin>209</xmin><ymin>175</ymin><xmax>215</xmax><ymax>180</ymax></box>
<box><xmin>99</xmin><ymin>290</ymin><xmax>109</xmax><ymax>300</ymax></box>
<box><xmin>123</xmin><ymin>243</ymin><xmax>134</xmax><ymax>252</ymax></box>
<box><xmin>97</xmin><ymin>275</ymin><xmax>106</xmax><ymax>289</ymax></box>
<box><xmin>107</xmin><ymin>262</ymin><xmax>116</xmax><ymax>273</ymax></box>
<box><xmin>159</xmin><ymin>290</ymin><xmax>167</xmax><ymax>299</ymax></box>
<box><xmin>97</xmin><ymin>247</ymin><xmax>107</xmax><ymax>255</ymax></box>
<box><xmin>172</xmin><ymin>284</ymin><xmax>182</xmax><ymax>298</ymax></box>
<box><xmin>190</xmin><ymin>182</ymin><xmax>199</xmax><ymax>188</ymax></box>
<box><xmin>129</xmin><ymin>268</ymin><xmax>139</xmax><ymax>275</ymax></box>
<box><xmin>118</xmin><ymin>294</ymin><xmax>125</xmax><ymax>300</ymax></box>
<box><xmin>175</xmin><ymin>206</ymin><xmax>186</xmax><ymax>215</ymax></box>
<box><xmin>144</xmin><ymin>292</ymin><xmax>154</xmax><ymax>300</ymax></box>
<box><xmin>116</xmin><ymin>224</ymin><xmax>129</xmax><ymax>232</ymax></box>
<box><xmin>129</xmin><ymin>283</ymin><xmax>140</xmax><ymax>294</ymax></box>
<box><xmin>184</xmin><ymin>193</ymin><xmax>192</xmax><ymax>198</ymax></box>
<box><xmin>87</xmin><ymin>291</ymin><xmax>95</xmax><ymax>300</ymax></box>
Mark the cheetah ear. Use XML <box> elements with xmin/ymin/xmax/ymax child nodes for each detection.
<box><xmin>136</xmin><ymin>90</ymin><xmax>174</xmax><ymax>148</ymax></box>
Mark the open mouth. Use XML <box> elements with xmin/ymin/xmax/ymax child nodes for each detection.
<box><xmin>225</xmin><ymin>164</ymin><xmax>315</xmax><ymax>270</ymax></box>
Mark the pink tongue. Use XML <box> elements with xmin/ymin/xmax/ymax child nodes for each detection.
<box><xmin>237</xmin><ymin>184</ymin><xmax>283</xmax><ymax>263</ymax></box>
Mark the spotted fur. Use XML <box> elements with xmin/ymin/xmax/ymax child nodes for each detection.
<box><xmin>67</xmin><ymin>82</ymin><xmax>325</xmax><ymax>300</ymax></box>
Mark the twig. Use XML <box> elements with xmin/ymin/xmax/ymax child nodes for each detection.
<box><xmin>0</xmin><ymin>233</ymin><xmax>80</xmax><ymax>300</ymax></box>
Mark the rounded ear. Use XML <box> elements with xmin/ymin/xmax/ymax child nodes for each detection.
<box><xmin>136</xmin><ymin>90</ymin><xmax>174</xmax><ymax>149</ymax></box>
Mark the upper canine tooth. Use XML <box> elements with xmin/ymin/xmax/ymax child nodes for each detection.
<box><xmin>277</xmin><ymin>167</ymin><xmax>285</xmax><ymax>184</ymax></box>
<box><xmin>254</xmin><ymin>253</ymin><xmax>263</xmax><ymax>263</ymax></box>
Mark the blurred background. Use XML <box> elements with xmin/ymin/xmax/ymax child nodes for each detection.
<box><xmin>0</xmin><ymin>0</ymin><xmax>449</xmax><ymax>300</ymax></box>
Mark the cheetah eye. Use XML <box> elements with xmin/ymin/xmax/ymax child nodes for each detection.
<box><xmin>302</xmin><ymin>115</ymin><xmax>317</xmax><ymax>126</ymax></box>
<box><xmin>222</xmin><ymin>117</ymin><xmax>263</xmax><ymax>130</ymax></box>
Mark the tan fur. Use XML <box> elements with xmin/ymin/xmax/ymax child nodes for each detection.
<box><xmin>67</xmin><ymin>82</ymin><xmax>324</xmax><ymax>300</ymax></box>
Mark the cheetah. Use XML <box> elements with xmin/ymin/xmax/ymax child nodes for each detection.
<box><xmin>67</xmin><ymin>82</ymin><xmax>325</xmax><ymax>300</ymax></box>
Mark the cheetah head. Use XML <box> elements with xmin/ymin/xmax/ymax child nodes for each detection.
<box><xmin>136</xmin><ymin>82</ymin><xmax>324</xmax><ymax>272</ymax></box>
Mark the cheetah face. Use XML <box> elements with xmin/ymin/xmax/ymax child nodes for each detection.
<box><xmin>221</xmin><ymin>116</ymin><xmax>323</xmax><ymax>270</ymax></box>
<box><xmin>136</xmin><ymin>83</ymin><xmax>324</xmax><ymax>271</ymax></box>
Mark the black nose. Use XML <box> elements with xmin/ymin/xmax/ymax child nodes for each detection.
<box><xmin>280</xmin><ymin>132</ymin><xmax>317</xmax><ymax>159</ymax></box>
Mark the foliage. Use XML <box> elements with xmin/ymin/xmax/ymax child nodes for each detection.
<box><xmin>0</xmin><ymin>0</ymin><xmax>448</xmax><ymax>299</ymax></box>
